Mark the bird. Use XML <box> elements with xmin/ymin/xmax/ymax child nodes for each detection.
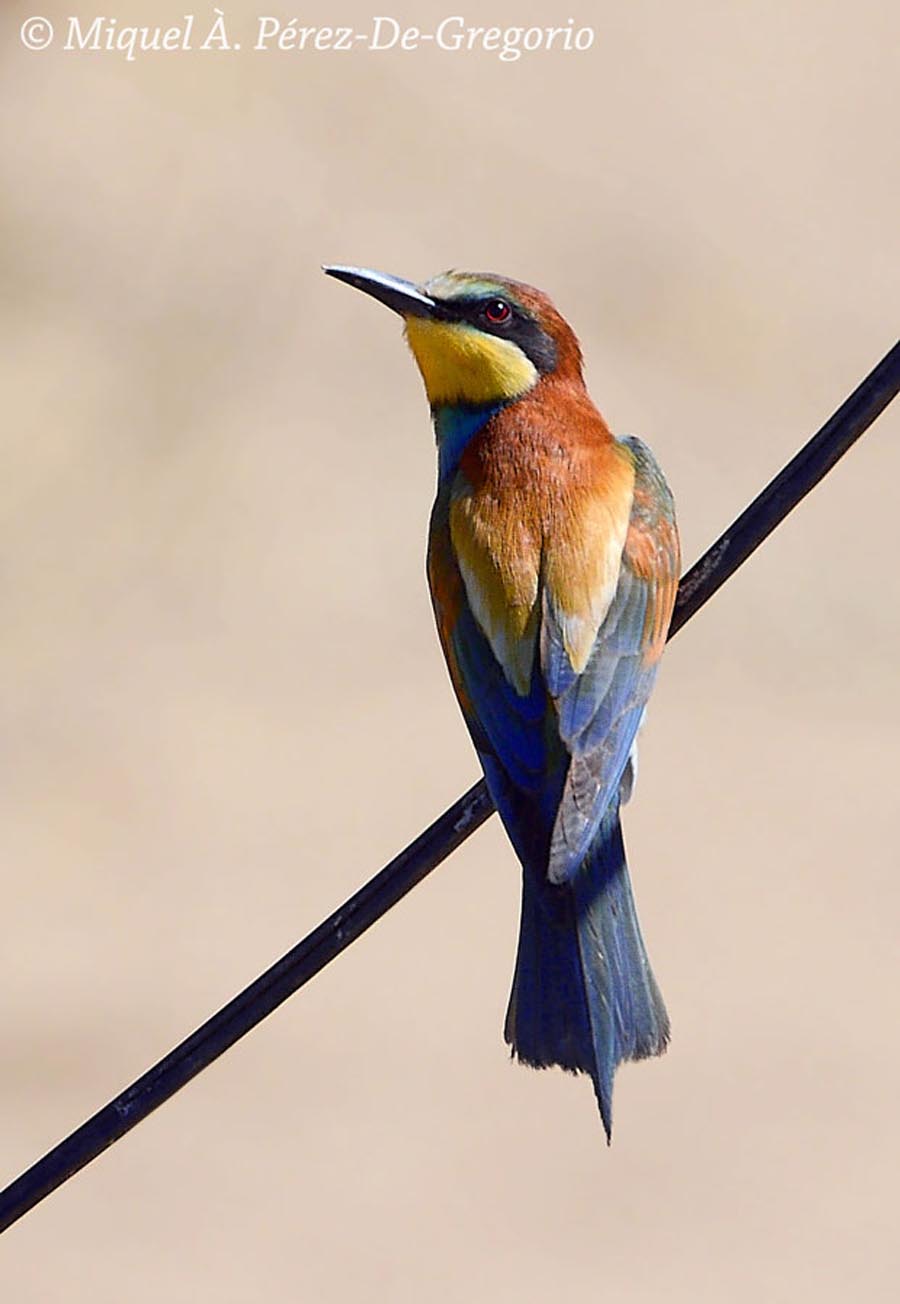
<box><xmin>324</xmin><ymin>264</ymin><xmax>680</xmax><ymax>1139</ymax></box>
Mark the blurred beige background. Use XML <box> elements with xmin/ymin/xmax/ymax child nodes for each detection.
<box><xmin>1</xmin><ymin>0</ymin><xmax>898</xmax><ymax>1298</ymax></box>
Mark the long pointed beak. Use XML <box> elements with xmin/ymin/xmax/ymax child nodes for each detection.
<box><xmin>323</xmin><ymin>265</ymin><xmax>436</xmax><ymax>319</ymax></box>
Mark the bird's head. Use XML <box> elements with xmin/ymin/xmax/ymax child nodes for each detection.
<box><xmin>324</xmin><ymin>265</ymin><xmax>583</xmax><ymax>409</ymax></box>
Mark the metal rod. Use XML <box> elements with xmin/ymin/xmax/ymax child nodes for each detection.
<box><xmin>1</xmin><ymin>339</ymin><xmax>897</xmax><ymax>1236</ymax></box>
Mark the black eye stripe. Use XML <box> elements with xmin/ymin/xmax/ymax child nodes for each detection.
<box><xmin>431</xmin><ymin>295</ymin><xmax>522</xmax><ymax>325</ymax></box>
<box><xmin>430</xmin><ymin>295</ymin><xmax>558</xmax><ymax>374</ymax></box>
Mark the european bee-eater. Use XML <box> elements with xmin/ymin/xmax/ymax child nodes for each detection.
<box><xmin>325</xmin><ymin>265</ymin><xmax>680</xmax><ymax>1139</ymax></box>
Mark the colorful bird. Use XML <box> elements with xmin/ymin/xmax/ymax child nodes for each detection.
<box><xmin>325</xmin><ymin>265</ymin><xmax>680</xmax><ymax>1139</ymax></box>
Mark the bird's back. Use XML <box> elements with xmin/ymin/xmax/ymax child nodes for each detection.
<box><xmin>428</xmin><ymin>373</ymin><xmax>670</xmax><ymax>868</ymax></box>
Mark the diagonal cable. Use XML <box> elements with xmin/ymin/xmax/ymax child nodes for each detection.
<box><xmin>1</xmin><ymin>340</ymin><xmax>897</xmax><ymax>1236</ymax></box>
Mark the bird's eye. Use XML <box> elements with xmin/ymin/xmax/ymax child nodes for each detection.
<box><xmin>483</xmin><ymin>299</ymin><xmax>512</xmax><ymax>325</ymax></box>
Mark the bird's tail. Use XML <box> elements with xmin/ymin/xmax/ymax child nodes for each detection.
<box><xmin>504</xmin><ymin>807</ymin><xmax>669</xmax><ymax>1140</ymax></box>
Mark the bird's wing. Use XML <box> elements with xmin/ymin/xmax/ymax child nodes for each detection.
<box><xmin>428</xmin><ymin>492</ymin><xmax>549</xmax><ymax>777</ymax></box>
<box><xmin>427</xmin><ymin>490</ymin><xmax>565</xmax><ymax>861</ymax></box>
<box><xmin>543</xmin><ymin>437</ymin><xmax>680</xmax><ymax>884</ymax></box>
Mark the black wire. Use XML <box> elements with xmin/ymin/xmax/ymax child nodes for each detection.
<box><xmin>1</xmin><ymin>340</ymin><xmax>897</xmax><ymax>1236</ymax></box>
<box><xmin>670</xmin><ymin>340</ymin><xmax>900</xmax><ymax>635</ymax></box>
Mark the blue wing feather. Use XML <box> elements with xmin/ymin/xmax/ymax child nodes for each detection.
<box><xmin>448</xmin><ymin>598</ymin><xmax>551</xmax><ymax>793</ymax></box>
<box><xmin>545</xmin><ymin>440</ymin><xmax>678</xmax><ymax>885</ymax></box>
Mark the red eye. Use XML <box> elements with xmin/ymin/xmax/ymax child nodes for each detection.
<box><xmin>484</xmin><ymin>299</ymin><xmax>511</xmax><ymax>325</ymax></box>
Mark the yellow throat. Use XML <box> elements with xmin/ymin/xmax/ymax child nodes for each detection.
<box><xmin>404</xmin><ymin>317</ymin><xmax>538</xmax><ymax>407</ymax></box>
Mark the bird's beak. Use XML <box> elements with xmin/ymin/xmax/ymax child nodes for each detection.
<box><xmin>323</xmin><ymin>265</ymin><xmax>437</xmax><ymax>319</ymax></box>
